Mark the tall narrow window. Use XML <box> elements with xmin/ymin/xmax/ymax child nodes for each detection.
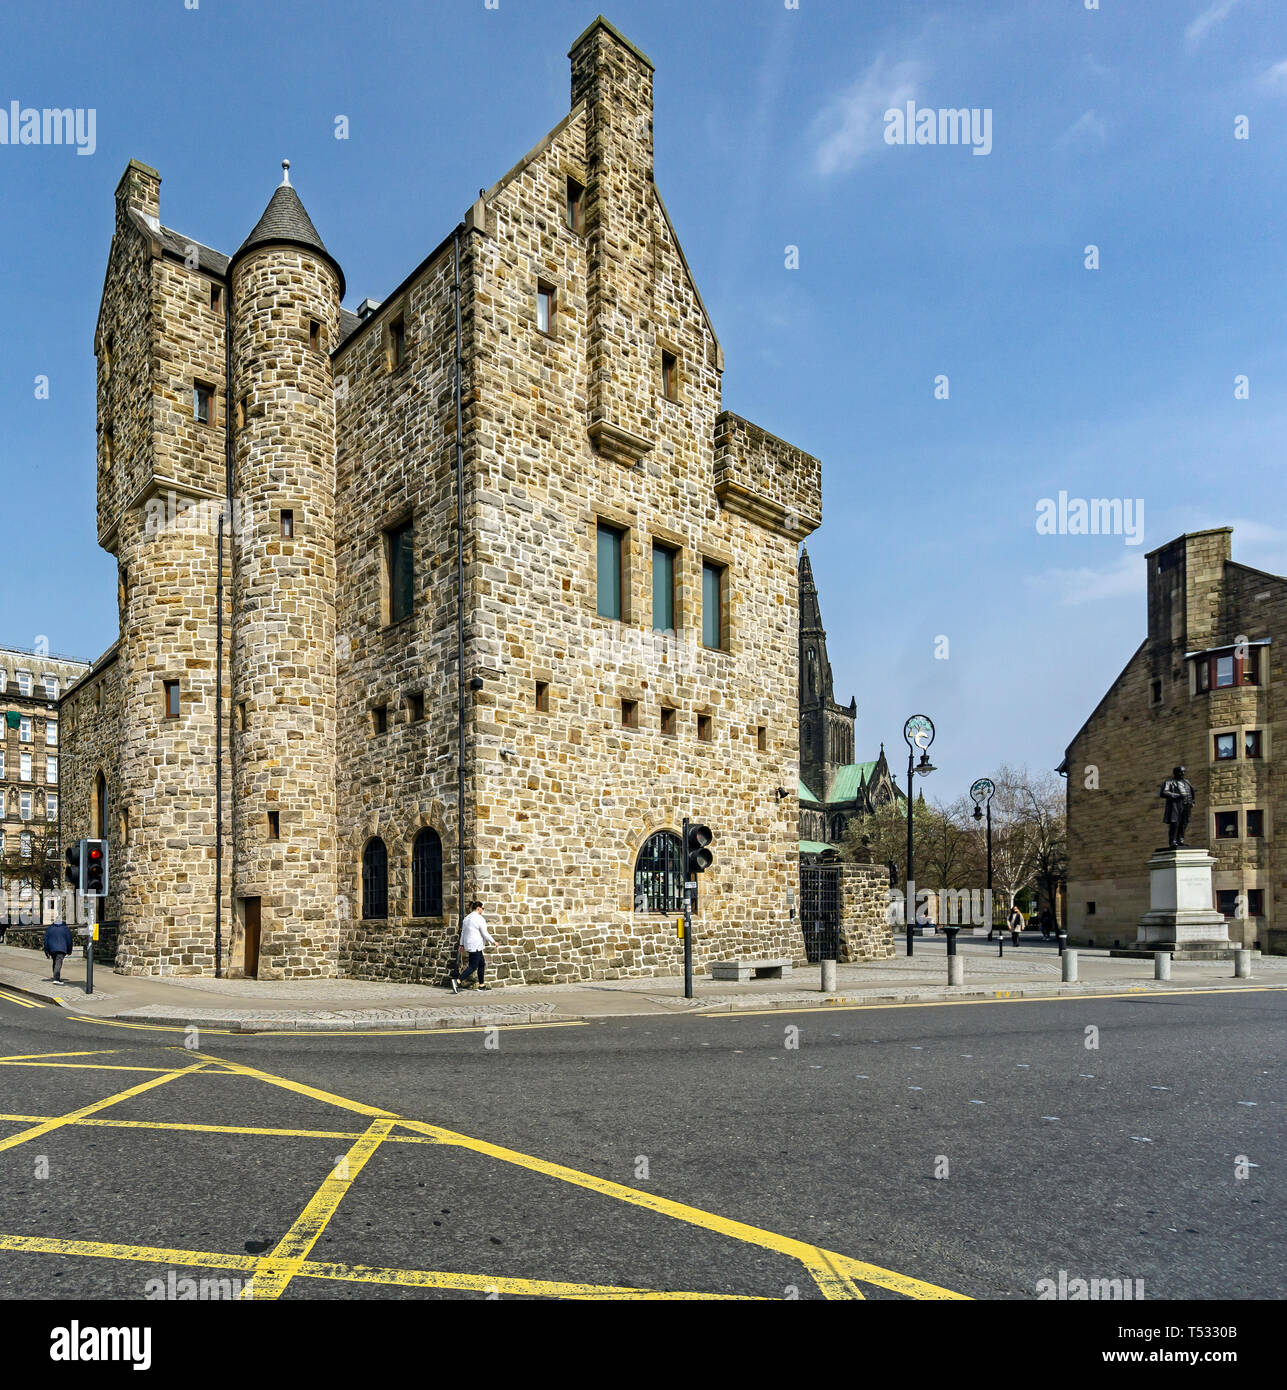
<box><xmin>309</xmin><ymin>318</ymin><xmax>322</xmax><ymax>351</ymax></box>
<box><xmin>661</xmin><ymin>349</ymin><xmax>678</xmax><ymax>401</ymax></box>
<box><xmin>362</xmin><ymin>838</ymin><xmax>388</xmax><ymax>919</ymax></box>
<box><xmin>386</xmin><ymin>314</ymin><xmax>406</xmax><ymax>370</ymax></box>
<box><xmin>412</xmin><ymin>827</ymin><xmax>443</xmax><ymax>918</ymax></box>
<box><xmin>566</xmin><ymin>176</ymin><xmax>586</xmax><ymax>234</ymax></box>
<box><xmin>193</xmin><ymin>382</ymin><xmax>213</xmax><ymax>425</ymax></box>
<box><xmin>537</xmin><ymin>281</ymin><xmax>555</xmax><ymax>335</ymax></box>
<box><xmin>535</xmin><ymin>681</ymin><xmax>550</xmax><ymax>712</ymax></box>
<box><xmin>210</xmin><ymin>283</ymin><xmax>222</xmax><ymax>314</ymax></box>
<box><xmin>597</xmin><ymin>523</ymin><xmax>624</xmax><ymax>621</ymax></box>
<box><xmin>1247</xmin><ymin>809</ymin><xmax>1265</xmax><ymax>838</ymax></box>
<box><xmin>280</xmin><ymin>509</ymin><xmax>295</xmax><ymax>539</ymax></box>
<box><xmin>1246</xmin><ymin>730</ymin><xmax>1263</xmax><ymax>759</ymax></box>
<box><xmin>267</xmin><ymin>810</ymin><xmax>280</xmax><ymax>840</ymax></box>
<box><xmin>163</xmin><ymin>681</ymin><xmax>180</xmax><ymax>719</ymax></box>
<box><xmin>384</xmin><ymin>519</ymin><xmax>414</xmax><ymax>624</ymax></box>
<box><xmin>652</xmin><ymin>543</ymin><xmax>676</xmax><ymax>633</ymax></box>
<box><xmin>103</xmin><ymin>425</ymin><xmax>114</xmax><ymax>471</ymax></box>
<box><xmin>702</xmin><ymin>561</ymin><xmax>725</xmax><ymax>650</ymax></box>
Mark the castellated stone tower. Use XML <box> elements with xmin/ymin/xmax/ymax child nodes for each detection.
<box><xmin>227</xmin><ymin>164</ymin><xmax>343</xmax><ymax>979</ymax></box>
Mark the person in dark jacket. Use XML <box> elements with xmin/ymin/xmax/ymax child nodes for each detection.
<box><xmin>43</xmin><ymin>920</ymin><xmax>74</xmax><ymax>982</ymax></box>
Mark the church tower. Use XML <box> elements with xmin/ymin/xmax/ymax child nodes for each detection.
<box><xmin>228</xmin><ymin>163</ymin><xmax>343</xmax><ymax>978</ymax></box>
<box><xmin>798</xmin><ymin>548</ymin><xmax>856</xmax><ymax>799</ymax></box>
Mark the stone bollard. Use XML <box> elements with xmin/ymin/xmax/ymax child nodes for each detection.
<box><xmin>821</xmin><ymin>958</ymin><xmax>837</xmax><ymax>992</ymax></box>
<box><xmin>1154</xmin><ymin>951</ymin><xmax>1171</xmax><ymax>981</ymax></box>
<box><xmin>1062</xmin><ymin>949</ymin><xmax>1078</xmax><ymax>983</ymax></box>
<box><xmin>1234</xmin><ymin>949</ymin><xmax>1251</xmax><ymax>980</ymax></box>
<box><xmin>948</xmin><ymin>955</ymin><xmax>964</xmax><ymax>987</ymax></box>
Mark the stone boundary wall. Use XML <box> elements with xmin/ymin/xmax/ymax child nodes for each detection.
<box><xmin>838</xmin><ymin>861</ymin><xmax>895</xmax><ymax>963</ymax></box>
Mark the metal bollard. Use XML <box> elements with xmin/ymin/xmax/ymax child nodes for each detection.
<box><xmin>1062</xmin><ymin>949</ymin><xmax>1078</xmax><ymax>983</ymax></box>
<box><xmin>948</xmin><ymin>956</ymin><xmax>964</xmax><ymax>986</ymax></box>
<box><xmin>1154</xmin><ymin>951</ymin><xmax>1171</xmax><ymax>981</ymax></box>
<box><xmin>1234</xmin><ymin>949</ymin><xmax>1251</xmax><ymax>980</ymax></box>
<box><xmin>821</xmin><ymin>958</ymin><xmax>837</xmax><ymax>992</ymax></box>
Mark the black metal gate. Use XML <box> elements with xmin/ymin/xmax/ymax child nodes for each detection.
<box><xmin>800</xmin><ymin>864</ymin><xmax>840</xmax><ymax>962</ymax></box>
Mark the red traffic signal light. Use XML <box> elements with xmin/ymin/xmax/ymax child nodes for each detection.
<box><xmin>83</xmin><ymin>839</ymin><xmax>108</xmax><ymax>897</ymax></box>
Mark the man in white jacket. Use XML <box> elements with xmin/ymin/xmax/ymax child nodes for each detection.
<box><xmin>452</xmin><ymin>899</ymin><xmax>495</xmax><ymax>992</ymax></box>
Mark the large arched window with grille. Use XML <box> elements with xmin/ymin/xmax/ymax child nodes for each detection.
<box><xmin>412</xmin><ymin>828</ymin><xmax>443</xmax><ymax>918</ymax></box>
<box><xmin>362</xmin><ymin>837</ymin><xmax>388</xmax><ymax>920</ymax></box>
<box><xmin>634</xmin><ymin>830</ymin><xmax>687</xmax><ymax>914</ymax></box>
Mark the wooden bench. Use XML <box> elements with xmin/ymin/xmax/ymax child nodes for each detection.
<box><xmin>710</xmin><ymin>958</ymin><xmax>794</xmax><ymax>982</ymax></box>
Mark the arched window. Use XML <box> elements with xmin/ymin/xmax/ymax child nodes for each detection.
<box><xmin>634</xmin><ymin>830</ymin><xmax>689</xmax><ymax>914</ymax></box>
<box><xmin>362</xmin><ymin>837</ymin><xmax>388</xmax><ymax>920</ymax></box>
<box><xmin>412</xmin><ymin>828</ymin><xmax>443</xmax><ymax>918</ymax></box>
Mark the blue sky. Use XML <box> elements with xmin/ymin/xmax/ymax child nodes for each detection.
<box><xmin>2</xmin><ymin>0</ymin><xmax>1285</xmax><ymax>800</ymax></box>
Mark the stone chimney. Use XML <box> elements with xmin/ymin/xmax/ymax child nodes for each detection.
<box><xmin>115</xmin><ymin>158</ymin><xmax>160</xmax><ymax>228</ymax></box>
<box><xmin>569</xmin><ymin>17</ymin><xmax>658</xmax><ymax>463</ymax></box>
<box><xmin>1146</xmin><ymin>528</ymin><xmax>1233</xmax><ymax>663</ymax></box>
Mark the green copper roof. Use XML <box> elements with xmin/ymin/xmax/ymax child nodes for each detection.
<box><xmin>798</xmin><ymin>780</ymin><xmax>819</xmax><ymax>804</ymax></box>
<box><xmin>827</xmin><ymin>761</ymin><xmax>878</xmax><ymax>803</ymax></box>
<box><xmin>799</xmin><ymin>840</ymin><xmax>834</xmax><ymax>855</ymax></box>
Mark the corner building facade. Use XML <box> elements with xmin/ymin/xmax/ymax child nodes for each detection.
<box><xmin>62</xmin><ymin>19</ymin><xmax>822</xmax><ymax>982</ymax></box>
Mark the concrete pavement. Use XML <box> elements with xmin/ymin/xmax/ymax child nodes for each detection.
<box><xmin>3</xmin><ymin>934</ymin><xmax>1285</xmax><ymax>1032</ymax></box>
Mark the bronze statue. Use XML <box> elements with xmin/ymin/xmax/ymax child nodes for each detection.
<box><xmin>1160</xmin><ymin>765</ymin><xmax>1195</xmax><ymax>848</ymax></box>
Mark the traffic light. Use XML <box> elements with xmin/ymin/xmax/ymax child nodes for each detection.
<box><xmin>65</xmin><ymin>840</ymin><xmax>83</xmax><ymax>892</ymax></box>
<box><xmin>84</xmin><ymin>839</ymin><xmax>108</xmax><ymax>897</ymax></box>
<box><xmin>686</xmin><ymin>822</ymin><xmax>714</xmax><ymax>878</ymax></box>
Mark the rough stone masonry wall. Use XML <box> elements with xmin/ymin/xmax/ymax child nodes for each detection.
<box><xmin>332</xmin><ymin>241</ymin><xmax>468</xmax><ymax>982</ymax></box>
<box><xmin>1066</xmin><ymin>539</ymin><xmax>1285</xmax><ymax>953</ymax></box>
<box><xmin>458</xmin><ymin>28</ymin><xmax>818</xmax><ymax>983</ymax></box>
<box><xmin>838</xmin><ymin>862</ymin><xmax>896</xmax><ymax>963</ymax></box>
<box><xmin>231</xmin><ymin>245</ymin><xmax>341</xmax><ymax>979</ymax></box>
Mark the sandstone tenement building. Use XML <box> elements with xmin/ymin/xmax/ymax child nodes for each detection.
<box><xmin>60</xmin><ymin>18</ymin><xmax>827</xmax><ymax>982</ymax></box>
<box><xmin>1063</xmin><ymin>527</ymin><xmax>1285</xmax><ymax>956</ymax></box>
<box><xmin>0</xmin><ymin>647</ymin><xmax>88</xmax><ymax>918</ymax></box>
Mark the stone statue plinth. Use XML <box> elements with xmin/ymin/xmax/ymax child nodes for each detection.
<box><xmin>1136</xmin><ymin>847</ymin><xmax>1231</xmax><ymax>952</ymax></box>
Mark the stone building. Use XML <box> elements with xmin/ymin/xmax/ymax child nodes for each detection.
<box><xmin>796</xmin><ymin>549</ymin><xmax>901</xmax><ymax>855</ymax></box>
<box><xmin>1063</xmin><ymin>527</ymin><xmax>1285</xmax><ymax>955</ymax></box>
<box><xmin>60</xmin><ymin>18</ymin><xmax>824</xmax><ymax>982</ymax></box>
<box><xmin>0</xmin><ymin>646</ymin><xmax>88</xmax><ymax>919</ymax></box>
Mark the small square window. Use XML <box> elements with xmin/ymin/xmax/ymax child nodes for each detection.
<box><xmin>660</xmin><ymin>705</ymin><xmax>677</xmax><ymax>737</ymax></box>
<box><xmin>757</xmin><ymin>725</ymin><xmax>768</xmax><ymax>752</ymax></box>
<box><xmin>661</xmin><ymin>349</ymin><xmax>679</xmax><ymax>401</ymax></box>
<box><xmin>1216</xmin><ymin>889</ymin><xmax>1240</xmax><ymax>918</ymax></box>
<box><xmin>1215</xmin><ymin>810</ymin><xmax>1239</xmax><ymax>839</ymax></box>
<box><xmin>1245</xmin><ymin>730</ymin><xmax>1263</xmax><ymax>759</ymax></box>
<box><xmin>309</xmin><ymin>319</ymin><xmax>322</xmax><ymax>351</ymax></box>
<box><xmin>163</xmin><ymin>681</ymin><xmax>180</xmax><ymax>719</ymax></box>
<box><xmin>1247</xmin><ymin>809</ymin><xmax>1265</xmax><ymax>838</ymax></box>
<box><xmin>537</xmin><ymin>281</ymin><xmax>555</xmax><ymax>335</ymax></box>
<box><xmin>1249</xmin><ymin>888</ymin><xmax>1265</xmax><ymax>916</ymax></box>
<box><xmin>567</xmin><ymin>176</ymin><xmax>586</xmax><ymax>234</ymax></box>
<box><xmin>386</xmin><ymin>314</ymin><xmax>406</xmax><ymax>370</ymax></box>
<box><xmin>372</xmin><ymin>705</ymin><xmax>389</xmax><ymax>735</ymax></box>
<box><xmin>267</xmin><ymin>810</ymin><xmax>280</xmax><ymax>840</ymax></box>
<box><xmin>210</xmin><ymin>283</ymin><xmax>222</xmax><ymax>314</ymax></box>
<box><xmin>407</xmin><ymin>691</ymin><xmax>425</xmax><ymax>723</ymax></box>
<box><xmin>194</xmin><ymin>383</ymin><xmax>213</xmax><ymax>425</ymax></box>
<box><xmin>535</xmin><ymin>681</ymin><xmax>550</xmax><ymax>713</ymax></box>
<box><xmin>280</xmin><ymin>509</ymin><xmax>294</xmax><ymax>539</ymax></box>
<box><xmin>621</xmin><ymin>699</ymin><xmax>639</xmax><ymax>729</ymax></box>
<box><xmin>697</xmin><ymin>713</ymin><xmax>712</xmax><ymax>743</ymax></box>
<box><xmin>1214</xmin><ymin>733</ymin><xmax>1236</xmax><ymax>761</ymax></box>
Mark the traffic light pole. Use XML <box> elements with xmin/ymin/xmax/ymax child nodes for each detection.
<box><xmin>682</xmin><ymin>816</ymin><xmax>693</xmax><ymax>1000</ymax></box>
<box><xmin>85</xmin><ymin>892</ymin><xmax>95</xmax><ymax>996</ymax></box>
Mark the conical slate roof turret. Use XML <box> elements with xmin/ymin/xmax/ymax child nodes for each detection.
<box><xmin>229</xmin><ymin>160</ymin><xmax>345</xmax><ymax>295</ymax></box>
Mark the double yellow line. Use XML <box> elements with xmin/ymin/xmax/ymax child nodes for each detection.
<box><xmin>0</xmin><ymin>988</ymin><xmax>44</xmax><ymax>1010</ymax></box>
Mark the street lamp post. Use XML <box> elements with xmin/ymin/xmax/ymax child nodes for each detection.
<box><xmin>970</xmin><ymin>777</ymin><xmax>995</xmax><ymax>936</ymax></box>
<box><xmin>903</xmin><ymin>715</ymin><xmax>936</xmax><ymax>956</ymax></box>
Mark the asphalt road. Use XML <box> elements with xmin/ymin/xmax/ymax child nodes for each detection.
<box><xmin>0</xmin><ymin>986</ymin><xmax>1282</xmax><ymax>1301</ymax></box>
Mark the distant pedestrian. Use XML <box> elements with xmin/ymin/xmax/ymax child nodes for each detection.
<box><xmin>451</xmin><ymin>899</ymin><xmax>495</xmax><ymax>993</ymax></box>
<box><xmin>1007</xmin><ymin>905</ymin><xmax>1024</xmax><ymax>946</ymax></box>
<box><xmin>1040</xmin><ymin>908</ymin><xmax>1055</xmax><ymax>939</ymax></box>
<box><xmin>43</xmin><ymin>919</ymin><xmax>74</xmax><ymax>983</ymax></box>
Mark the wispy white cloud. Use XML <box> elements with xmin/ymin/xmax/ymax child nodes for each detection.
<box><xmin>811</xmin><ymin>55</ymin><xmax>923</xmax><ymax>176</ymax></box>
<box><xmin>1027</xmin><ymin>551</ymin><xmax>1142</xmax><ymax>606</ymax></box>
<box><xmin>1257</xmin><ymin>57</ymin><xmax>1287</xmax><ymax>91</ymax></box>
<box><xmin>1056</xmin><ymin>109</ymin><xmax>1107</xmax><ymax>148</ymax></box>
<box><xmin>1185</xmin><ymin>0</ymin><xmax>1242</xmax><ymax>51</ymax></box>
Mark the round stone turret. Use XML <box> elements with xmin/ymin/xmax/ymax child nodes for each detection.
<box><xmin>228</xmin><ymin>164</ymin><xmax>342</xmax><ymax>979</ymax></box>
